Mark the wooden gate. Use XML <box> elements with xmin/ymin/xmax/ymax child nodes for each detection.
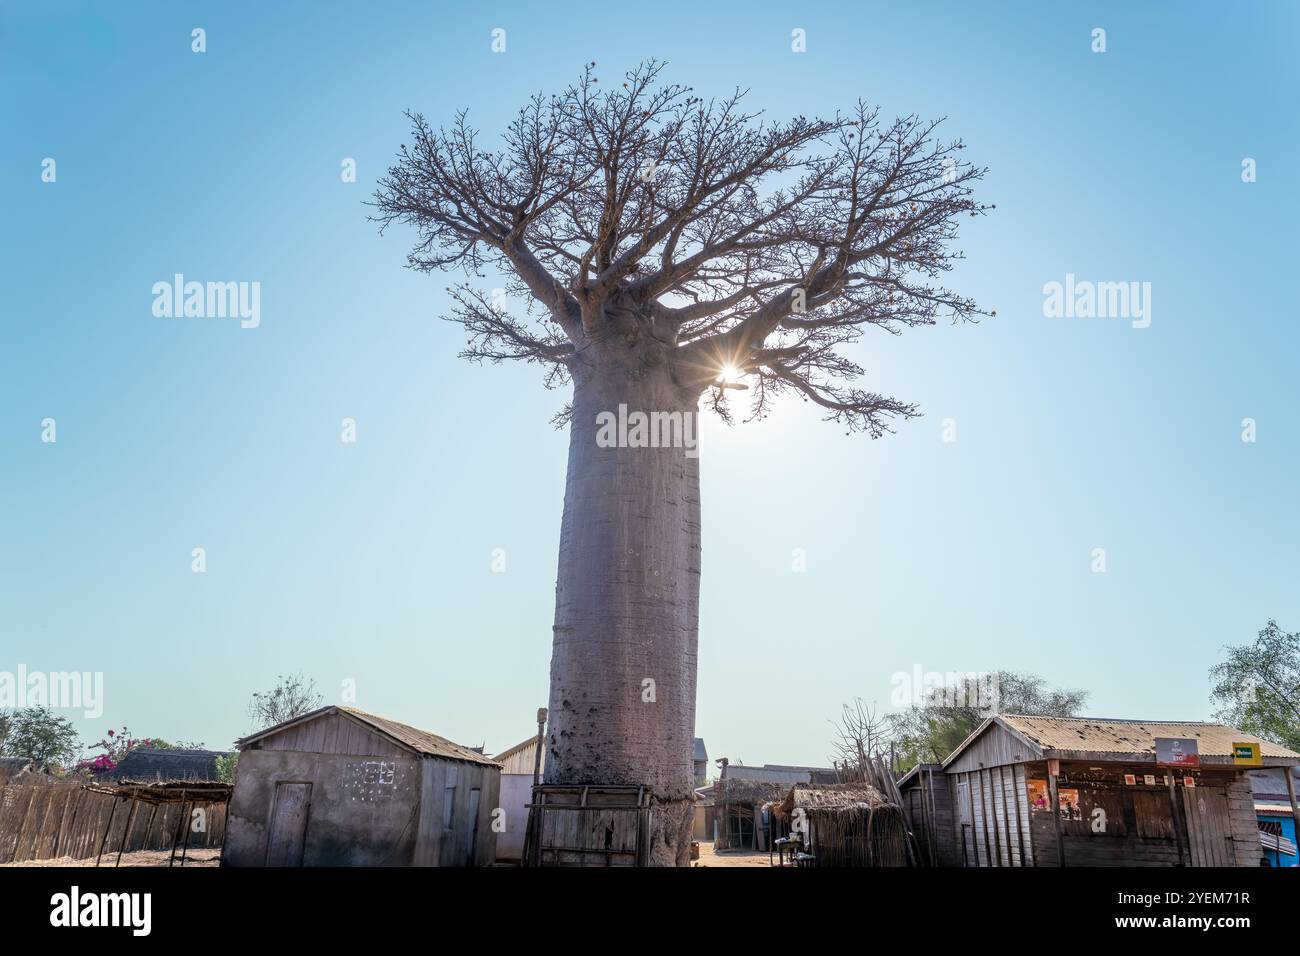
<box><xmin>524</xmin><ymin>784</ymin><xmax>649</xmax><ymax>866</ymax></box>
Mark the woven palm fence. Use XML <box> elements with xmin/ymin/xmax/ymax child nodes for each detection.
<box><xmin>0</xmin><ymin>781</ymin><xmax>229</xmax><ymax>865</ymax></box>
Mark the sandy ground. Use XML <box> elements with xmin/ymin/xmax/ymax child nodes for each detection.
<box><xmin>692</xmin><ymin>843</ymin><xmax>777</xmax><ymax>867</ymax></box>
<box><xmin>2</xmin><ymin>847</ymin><xmax>221</xmax><ymax>868</ymax></box>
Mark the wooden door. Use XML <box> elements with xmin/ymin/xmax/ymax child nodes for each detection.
<box><xmin>266</xmin><ymin>782</ymin><xmax>311</xmax><ymax>866</ymax></box>
<box><xmin>1183</xmin><ymin>787</ymin><xmax>1232</xmax><ymax>867</ymax></box>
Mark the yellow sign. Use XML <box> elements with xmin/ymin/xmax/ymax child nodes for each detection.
<box><xmin>1232</xmin><ymin>742</ymin><xmax>1262</xmax><ymax>766</ymax></box>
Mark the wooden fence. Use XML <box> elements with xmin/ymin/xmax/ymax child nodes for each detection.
<box><xmin>0</xmin><ymin>781</ymin><xmax>229</xmax><ymax>865</ymax></box>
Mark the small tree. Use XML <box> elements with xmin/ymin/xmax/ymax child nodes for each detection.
<box><xmin>829</xmin><ymin>698</ymin><xmax>893</xmax><ymax>775</ymax></box>
<box><xmin>248</xmin><ymin>673</ymin><xmax>323</xmax><ymax>732</ymax></box>
<box><xmin>214</xmin><ymin>752</ymin><xmax>239</xmax><ymax>784</ymax></box>
<box><xmin>1210</xmin><ymin>619</ymin><xmax>1300</xmax><ymax>752</ymax></box>
<box><xmin>4</xmin><ymin>707</ymin><xmax>79</xmax><ymax>770</ymax></box>
<box><xmin>891</xmin><ymin>671</ymin><xmax>1088</xmax><ymax>766</ymax></box>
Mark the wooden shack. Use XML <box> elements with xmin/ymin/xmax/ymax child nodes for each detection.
<box><xmin>714</xmin><ymin>763</ymin><xmax>835</xmax><ymax>850</ymax></box>
<box><xmin>897</xmin><ymin>762</ymin><xmax>960</xmax><ymax>867</ymax></box>
<box><xmin>222</xmin><ymin>705</ymin><xmax>499</xmax><ymax>867</ymax></box>
<box><xmin>937</xmin><ymin>715</ymin><xmax>1299</xmax><ymax>867</ymax></box>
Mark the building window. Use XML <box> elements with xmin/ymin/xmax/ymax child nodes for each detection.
<box><xmin>443</xmin><ymin>785</ymin><xmax>456</xmax><ymax>829</ymax></box>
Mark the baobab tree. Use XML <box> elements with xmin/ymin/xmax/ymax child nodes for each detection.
<box><xmin>373</xmin><ymin>60</ymin><xmax>990</xmax><ymax>865</ymax></box>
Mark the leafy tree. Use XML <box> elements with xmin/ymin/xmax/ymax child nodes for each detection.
<box><xmin>248</xmin><ymin>673</ymin><xmax>323</xmax><ymax>732</ymax></box>
<box><xmin>890</xmin><ymin>671</ymin><xmax>1088</xmax><ymax>767</ymax></box>
<box><xmin>215</xmin><ymin>752</ymin><xmax>239</xmax><ymax>784</ymax></box>
<box><xmin>3</xmin><ymin>706</ymin><xmax>79</xmax><ymax>770</ymax></box>
<box><xmin>1210</xmin><ymin>619</ymin><xmax>1300</xmax><ymax>752</ymax></box>
<box><xmin>374</xmin><ymin>61</ymin><xmax>989</xmax><ymax>864</ymax></box>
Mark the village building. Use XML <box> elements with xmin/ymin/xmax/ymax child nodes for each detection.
<box><xmin>897</xmin><ymin>762</ymin><xmax>961</xmax><ymax>867</ymax></box>
<box><xmin>223</xmin><ymin>705</ymin><xmax>499</xmax><ymax>867</ymax></box>
<box><xmin>109</xmin><ymin>747</ymin><xmax>225</xmax><ymax>783</ymax></box>
<box><xmin>1250</xmin><ymin>766</ymin><xmax>1300</xmax><ymax>866</ymax></box>
<box><xmin>903</xmin><ymin>715</ymin><xmax>1299</xmax><ymax>867</ymax></box>
<box><xmin>713</xmin><ymin>762</ymin><xmax>836</xmax><ymax>850</ymax></box>
<box><xmin>693</xmin><ymin>738</ymin><xmax>709</xmax><ymax>788</ymax></box>
<box><xmin>774</xmin><ymin>782</ymin><xmax>910</xmax><ymax>867</ymax></box>
<box><xmin>0</xmin><ymin>757</ymin><xmax>45</xmax><ymax>786</ymax></box>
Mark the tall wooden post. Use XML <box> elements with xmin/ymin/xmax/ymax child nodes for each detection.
<box><xmin>168</xmin><ymin>791</ymin><xmax>188</xmax><ymax>868</ymax></box>
<box><xmin>1284</xmin><ymin>767</ymin><xmax>1300</xmax><ymax>861</ymax></box>
<box><xmin>531</xmin><ymin>707</ymin><xmax>547</xmax><ymax>790</ymax></box>
<box><xmin>114</xmin><ymin>795</ymin><xmax>139</xmax><ymax>867</ymax></box>
<box><xmin>1047</xmin><ymin>759</ymin><xmax>1065</xmax><ymax>868</ymax></box>
<box><xmin>717</xmin><ymin>757</ymin><xmax>729</xmax><ymax>850</ymax></box>
<box><xmin>94</xmin><ymin>797</ymin><xmax>119</xmax><ymax>868</ymax></box>
<box><xmin>522</xmin><ymin>707</ymin><xmax>547</xmax><ymax>868</ymax></box>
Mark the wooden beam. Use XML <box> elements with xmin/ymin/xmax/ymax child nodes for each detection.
<box><xmin>1047</xmin><ymin>772</ymin><xmax>1065</xmax><ymax>867</ymax></box>
<box><xmin>1285</xmin><ymin>767</ymin><xmax>1300</xmax><ymax>859</ymax></box>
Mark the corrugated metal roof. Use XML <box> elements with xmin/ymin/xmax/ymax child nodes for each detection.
<box><xmin>338</xmin><ymin>707</ymin><xmax>498</xmax><ymax>766</ymax></box>
<box><xmin>724</xmin><ymin>765</ymin><xmax>816</xmax><ymax>786</ymax></box>
<box><xmin>238</xmin><ymin>705</ymin><xmax>498</xmax><ymax>767</ymax></box>
<box><xmin>997</xmin><ymin>715</ymin><xmax>1300</xmax><ymax>761</ymax></box>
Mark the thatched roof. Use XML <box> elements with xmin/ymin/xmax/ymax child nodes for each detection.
<box><xmin>776</xmin><ymin>782</ymin><xmax>893</xmax><ymax>818</ymax></box>
<box><xmin>0</xmin><ymin>757</ymin><xmax>35</xmax><ymax>784</ymax></box>
<box><xmin>716</xmin><ymin>778</ymin><xmax>789</xmax><ymax>806</ymax></box>
<box><xmin>111</xmin><ymin>747</ymin><xmax>225</xmax><ymax>783</ymax></box>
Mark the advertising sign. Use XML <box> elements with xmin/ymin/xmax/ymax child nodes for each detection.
<box><xmin>1155</xmin><ymin>737</ymin><xmax>1200</xmax><ymax>767</ymax></box>
<box><xmin>1233</xmin><ymin>742</ymin><xmax>1262</xmax><ymax>766</ymax></box>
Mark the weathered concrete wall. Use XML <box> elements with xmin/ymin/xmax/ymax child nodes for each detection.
<box><xmin>223</xmin><ymin>749</ymin><xmax>422</xmax><ymax>866</ymax></box>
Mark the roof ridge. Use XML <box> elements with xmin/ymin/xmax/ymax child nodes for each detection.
<box><xmin>1003</xmin><ymin>714</ymin><xmax>1219</xmax><ymax>726</ymax></box>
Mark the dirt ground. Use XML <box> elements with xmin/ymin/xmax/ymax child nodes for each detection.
<box><xmin>692</xmin><ymin>843</ymin><xmax>776</xmax><ymax>867</ymax></box>
<box><xmin>1</xmin><ymin>847</ymin><xmax>221</xmax><ymax>868</ymax></box>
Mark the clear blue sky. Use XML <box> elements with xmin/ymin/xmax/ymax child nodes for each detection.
<box><xmin>2</xmin><ymin>1</ymin><xmax>1297</xmax><ymax>771</ymax></box>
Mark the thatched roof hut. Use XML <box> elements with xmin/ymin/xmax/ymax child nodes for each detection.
<box><xmin>776</xmin><ymin>782</ymin><xmax>911</xmax><ymax>867</ymax></box>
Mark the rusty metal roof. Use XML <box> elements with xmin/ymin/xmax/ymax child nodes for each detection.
<box><xmin>237</xmin><ymin>705</ymin><xmax>499</xmax><ymax>767</ymax></box>
<box><xmin>940</xmin><ymin>714</ymin><xmax>1300</xmax><ymax>769</ymax></box>
<box><xmin>997</xmin><ymin>715</ymin><xmax>1299</xmax><ymax>761</ymax></box>
<box><xmin>338</xmin><ymin>707</ymin><xmax>499</xmax><ymax>766</ymax></box>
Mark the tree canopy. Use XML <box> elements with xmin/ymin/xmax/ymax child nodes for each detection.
<box><xmin>374</xmin><ymin>60</ymin><xmax>991</xmax><ymax>434</ymax></box>
<box><xmin>1211</xmin><ymin>619</ymin><xmax>1300</xmax><ymax>752</ymax></box>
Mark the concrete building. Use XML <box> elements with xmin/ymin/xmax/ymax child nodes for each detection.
<box><xmin>223</xmin><ymin>705</ymin><xmax>499</xmax><ymax>867</ymax></box>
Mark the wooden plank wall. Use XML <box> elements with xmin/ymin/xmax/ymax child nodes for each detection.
<box><xmin>0</xmin><ymin>783</ymin><xmax>227</xmax><ymax>864</ymax></box>
<box><xmin>253</xmin><ymin>714</ymin><xmax>407</xmax><ymax>757</ymax></box>
<box><xmin>948</xmin><ymin>766</ymin><xmax>1033</xmax><ymax>866</ymax></box>
<box><xmin>1023</xmin><ymin>767</ymin><xmax>1257</xmax><ymax>867</ymax></box>
<box><xmin>903</xmin><ymin>770</ymin><xmax>961</xmax><ymax>866</ymax></box>
<box><xmin>413</xmin><ymin>759</ymin><xmax>500</xmax><ymax>867</ymax></box>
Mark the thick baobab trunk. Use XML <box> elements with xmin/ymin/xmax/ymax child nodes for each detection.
<box><xmin>546</xmin><ymin>351</ymin><xmax>702</xmax><ymax>866</ymax></box>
